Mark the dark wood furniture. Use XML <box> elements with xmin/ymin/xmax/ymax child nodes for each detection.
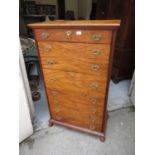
<box><xmin>28</xmin><ymin>20</ymin><xmax>120</xmax><ymax>141</ymax></box>
<box><xmin>57</xmin><ymin>0</ymin><xmax>65</xmax><ymax>19</ymax></box>
<box><xmin>96</xmin><ymin>0</ymin><xmax>135</xmax><ymax>82</ymax></box>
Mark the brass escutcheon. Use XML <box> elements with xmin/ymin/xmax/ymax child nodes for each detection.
<box><xmin>91</xmin><ymin>117</ymin><xmax>96</xmax><ymax>122</ymax></box>
<box><xmin>89</xmin><ymin>124</ymin><xmax>96</xmax><ymax>130</ymax></box>
<box><xmin>53</xmin><ymin>99</ymin><xmax>59</xmax><ymax>104</ymax></box>
<box><xmin>55</xmin><ymin>108</ymin><xmax>60</xmax><ymax>113</ymax></box>
<box><xmin>47</xmin><ymin>60</ymin><xmax>54</xmax><ymax>65</ymax></box>
<box><xmin>90</xmin><ymin>98</ymin><xmax>97</xmax><ymax>104</ymax></box>
<box><xmin>91</xmin><ymin>109</ymin><xmax>97</xmax><ymax>113</ymax></box>
<box><xmin>51</xmin><ymin>91</ymin><xmax>59</xmax><ymax>96</ymax></box>
<box><xmin>49</xmin><ymin>77</ymin><xmax>57</xmax><ymax>83</ymax></box>
<box><xmin>91</xmin><ymin>49</ymin><xmax>101</xmax><ymax>55</ymax></box>
<box><xmin>56</xmin><ymin>115</ymin><xmax>62</xmax><ymax>120</ymax></box>
<box><xmin>65</xmin><ymin>31</ymin><xmax>72</xmax><ymax>39</ymax></box>
<box><xmin>41</xmin><ymin>32</ymin><xmax>49</xmax><ymax>39</ymax></box>
<box><xmin>45</xmin><ymin>45</ymin><xmax>52</xmax><ymax>52</ymax></box>
<box><xmin>68</xmin><ymin>72</ymin><xmax>76</xmax><ymax>77</ymax></box>
<box><xmin>89</xmin><ymin>83</ymin><xmax>99</xmax><ymax>89</ymax></box>
<box><xmin>92</xmin><ymin>34</ymin><xmax>103</xmax><ymax>41</ymax></box>
<box><xmin>91</xmin><ymin>64</ymin><xmax>100</xmax><ymax>71</ymax></box>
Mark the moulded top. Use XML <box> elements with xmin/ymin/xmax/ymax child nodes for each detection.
<box><xmin>28</xmin><ymin>20</ymin><xmax>121</xmax><ymax>29</ymax></box>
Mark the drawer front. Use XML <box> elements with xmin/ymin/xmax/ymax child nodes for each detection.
<box><xmin>48</xmin><ymin>95</ymin><xmax>103</xmax><ymax>132</ymax></box>
<box><xmin>47</xmin><ymin>88</ymin><xmax>105</xmax><ymax>107</ymax></box>
<box><xmin>38</xmin><ymin>42</ymin><xmax>110</xmax><ymax>61</ymax></box>
<box><xmin>35</xmin><ymin>29</ymin><xmax>112</xmax><ymax>44</ymax></box>
<box><xmin>51</xmin><ymin>107</ymin><xmax>103</xmax><ymax>132</ymax></box>
<box><xmin>40</xmin><ymin>57</ymin><xmax>108</xmax><ymax>76</ymax></box>
<box><xmin>49</xmin><ymin>97</ymin><xmax>103</xmax><ymax>118</ymax></box>
<box><xmin>43</xmin><ymin>69</ymin><xmax>107</xmax><ymax>97</ymax></box>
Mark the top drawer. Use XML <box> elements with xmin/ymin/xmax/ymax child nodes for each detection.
<box><xmin>35</xmin><ymin>29</ymin><xmax>112</xmax><ymax>44</ymax></box>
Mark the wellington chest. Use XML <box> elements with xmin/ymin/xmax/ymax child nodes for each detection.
<box><xmin>28</xmin><ymin>20</ymin><xmax>120</xmax><ymax>141</ymax></box>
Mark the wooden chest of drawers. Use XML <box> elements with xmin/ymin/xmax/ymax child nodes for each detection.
<box><xmin>28</xmin><ymin>20</ymin><xmax>120</xmax><ymax>141</ymax></box>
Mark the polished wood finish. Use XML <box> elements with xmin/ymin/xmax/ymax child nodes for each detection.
<box><xmin>41</xmin><ymin>58</ymin><xmax>108</xmax><ymax>76</ymax></box>
<box><xmin>38</xmin><ymin>42</ymin><xmax>110</xmax><ymax>61</ymax></box>
<box><xmin>35</xmin><ymin>29</ymin><xmax>112</xmax><ymax>44</ymax></box>
<box><xmin>43</xmin><ymin>69</ymin><xmax>107</xmax><ymax>97</ymax></box>
<box><xmin>28</xmin><ymin>20</ymin><xmax>121</xmax><ymax>28</ymax></box>
<box><xmin>28</xmin><ymin>20</ymin><xmax>120</xmax><ymax>141</ymax></box>
<box><xmin>49</xmin><ymin>119</ymin><xmax>105</xmax><ymax>138</ymax></box>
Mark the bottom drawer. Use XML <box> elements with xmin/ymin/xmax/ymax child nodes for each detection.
<box><xmin>51</xmin><ymin>107</ymin><xmax>103</xmax><ymax>132</ymax></box>
<box><xmin>47</xmin><ymin>90</ymin><xmax>104</xmax><ymax>132</ymax></box>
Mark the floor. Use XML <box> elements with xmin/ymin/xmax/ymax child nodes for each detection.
<box><xmin>20</xmin><ymin>107</ymin><xmax>135</xmax><ymax>155</ymax></box>
<box><xmin>33</xmin><ymin>80</ymin><xmax>50</xmax><ymax>131</ymax></box>
<box><xmin>33</xmin><ymin>79</ymin><xmax>132</xmax><ymax>131</ymax></box>
<box><xmin>107</xmin><ymin>80</ymin><xmax>132</xmax><ymax>111</ymax></box>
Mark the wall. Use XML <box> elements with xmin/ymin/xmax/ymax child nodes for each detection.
<box><xmin>65</xmin><ymin>0</ymin><xmax>78</xmax><ymax>19</ymax></box>
<box><xmin>78</xmin><ymin>0</ymin><xmax>92</xmax><ymax>19</ymax></box>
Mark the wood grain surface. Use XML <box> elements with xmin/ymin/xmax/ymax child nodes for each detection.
<box><xmin>29</xmin><ymin>20</ymin><xmax>120</xmax><ymax>140</ymax></box>
<box><xmin>35</xmin><ymin>29</ymin><xmax>112</xmax><ymax>44</ymax></box>
<box><xmin>42</xmin><ymin>69</ymin><xmax>107</xmax><ymax>97</ymax></box>
<box><xmin>28</xmin><ymin>20</ymin><xmax>121</xmax><ymax>29</ymax></box>
<box><xmin>38</xmin><ymin>42</ymin><xmax>110</xmax><ymax>61</ymax></box>
<box><xmin>40</xmin><ymin>57</ymin><xmax>109</xmax><ymax>76</ymax></box>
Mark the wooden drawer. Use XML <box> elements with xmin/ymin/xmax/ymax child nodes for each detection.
<box><xmin>35</xmin><ymin>29</ymin><xmax>112</xmax><ymax>44</ymax></box>
<box><xmin>49</xmin><ymin>100</ymin><xmax>103</xmax><ymax>132</ymax></box>
<box><xmin>38</xmin><ymin>42</ymin><xmax>110</xmax><ymax>61</ymax></box>
<box><xmin>46</xmin><ymin>88</ymin><xmax>106</xmax><ymax>107</ymax></box>
<box><xmin>40</xmin><ymin>57</ymin><xmax>109</xmax><ymax>76</ymax></box>
<box><xmin>43</xmin><ymin>69</ymin><xmax>107</xmax><ymax>97</ymax></box>
<box><xmin>47</xmin><ymin>88</ymin><xmax>104</xmax><ymax>132</ymax></box>
<box><xmin>51</xmin><ymin>108</ymin><xmax>103</xmax><ymax>132</ymax></box>
<box><xmin>49</xmin><ymin>97</ymin><xmax>104</xmax><ymax>118</ymax></box>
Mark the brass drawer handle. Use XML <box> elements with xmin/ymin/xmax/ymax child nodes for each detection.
<box><xmin>41</xmin><ymin>32</ymin><xmax>49</xmax><ymax>39</ymax></box>
<box><xmin>55</xmin><ymin>107</ymin><xmax>60</xmax><ymax>113</ymax></box>
<box><xmin>53</xmin><ymin>99</ymin><xmax>59</xmax><ymax>104</ymax></box>
<box><xmin>91</xmin><ymin>49</ymin><xmax>101</xmax><ymax>56</ymax></box>
<box><xmin>91</xmin><ymin>64</ymin><xmax>100</xmax><ymax>71</ymax></box>
<box><xmin>65</xmin><ymin>31</ymin><xmax>72</xmax><ymax>39</ymax></box>
<box><xmin>92</xmin><ymin>34</ymin><xmax>103</xmax><ymax>41</ymax></box>
<box><xmin>45</xmin><ymin>46</ymin><xmax>52</xmax><ymax>52</ymax></box>
<box><xmin>51</xmin><ymin>91</ymin><xmax>59</xmax><ymax>96</ymax></box>
<box><xmin>90</xmin><ymin>98</ymin><xmax>97</xmax><ymax>104</ymax></box>
<box><xmin>91</xmin><ymin>118</ymin><xmax>96</xmax><ymax>123</ymax></box>
<box><xmin>90</xmin><ymin>116</ymin><xmax>96</xmax><ymax>122</ymax></box>
<box><xmin>89</xmin><ymin>124</ymin><xmax>96</xmax><ymax>130</ymax></box>
<box><xmin>68</xmin><ymin>72</ymin><xmax>76</xmax><ymax>77</ymax></box>
<box><xmin>89</xmin><ymin>83</ymin><xmax>99</xmax><ymax>89</ymax></box>
<box><xmin>49</xmin><ymin>77</ymin><xmax>57</xmax><ymax>83</ymax></box>
<box><xmin>56</xmin><ymin>116</ymin><xmax>62</xmax><ymax>120</ymax></box>
<box><xmin>90</xmin><ymin>109</ymin><xmax>97</xmax><ymax>113</ymax></box>
<box><xmin>47</xmin><ymin>60</ymin><xmax>54</xmax><ymax>65</ymax></box>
